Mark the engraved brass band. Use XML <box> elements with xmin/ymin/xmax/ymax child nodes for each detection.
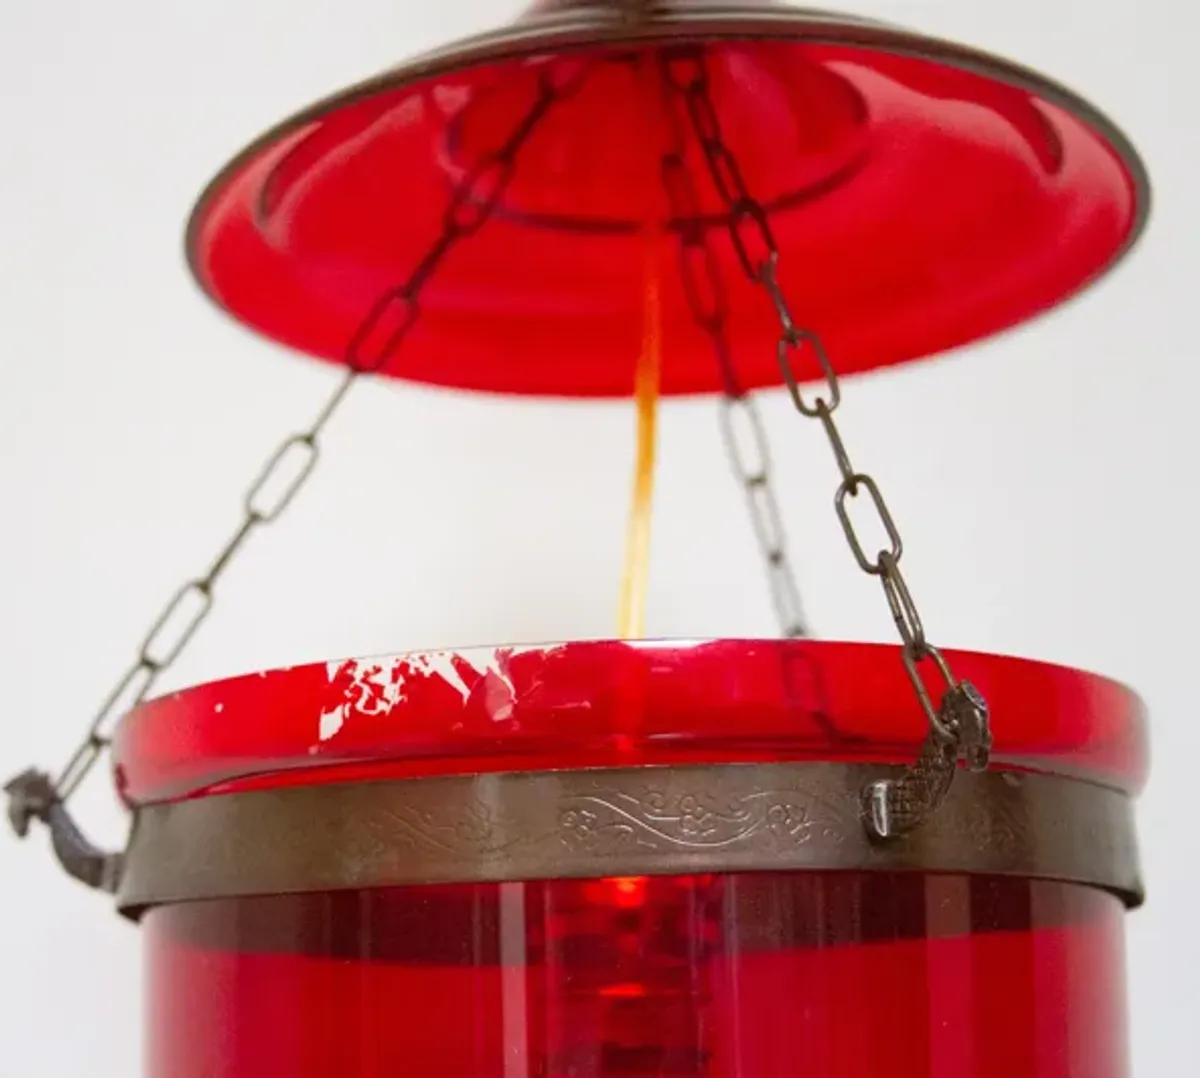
<box><xmin>117</xmin><ymin>762</ymin><xmax>1142</xmax><ymax>916</ymax></box>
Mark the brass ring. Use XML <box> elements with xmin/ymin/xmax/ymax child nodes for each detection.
<box><xmin>118</xmin><ymin>762</ymin><xmax>1141</xmax><ymax>916</ymax></box>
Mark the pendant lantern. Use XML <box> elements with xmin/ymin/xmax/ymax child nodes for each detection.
<box><xmin>6</xmin><ymin>3</ymin><xmax>1149</xmax><ymax>1077</ymax></box>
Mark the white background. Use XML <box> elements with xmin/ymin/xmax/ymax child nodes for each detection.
<box><xmin>0</xmin><ymin>0</ymin><xmax>1193</xmax><ymax>1074</ymax></box>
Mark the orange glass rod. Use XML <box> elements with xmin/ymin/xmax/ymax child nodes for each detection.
<box><xmin>616</xmin><ymin>228</ymin><xmax>663</xmax><ymax>640</ymax></box>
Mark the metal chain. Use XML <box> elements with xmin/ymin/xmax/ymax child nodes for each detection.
<box><xmin>660</xmin><ymin>45</ymin><xmax>992</xmax><ymax>839</ymax></box>
<box><xmin>5</xmin><ymin>63</ymin><xmax>577</xmax><ymax>885</ymax></box>
<box><xmin>656</xmin><ymin>61</ymin><xmax>809</xmax><ymax>639</ymax></box>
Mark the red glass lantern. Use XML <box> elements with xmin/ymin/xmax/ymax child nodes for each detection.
<box><xmin>5</xmin><ymin>3</ymin><xmax>1149</xmax><ymax>1077</ymax></box>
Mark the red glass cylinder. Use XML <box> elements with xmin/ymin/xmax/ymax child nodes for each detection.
<box><xmin>115</xmin><ymin>640</ymin><xmax>1146</xmax><ymax>1078</ymax></box>
<box><xmin>145</xmin><ymin>875</ymin><xmax>1128</xmax><ymax>1078</ymax></box>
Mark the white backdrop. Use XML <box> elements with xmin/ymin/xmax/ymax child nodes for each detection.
<box><xmin>0</xmin><ymin>1</ymin><xmax>1193</xmax><ymax>1075</ymax></box>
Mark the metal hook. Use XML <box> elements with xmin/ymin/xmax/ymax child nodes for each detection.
<box><xmin>5</xmin><ymin>769</ymin><xmax>123</xmax><ymax>894</ymax></box>
<box><xmin>862</xmin><ymin>681</ymin><xmax>993</xmax><ymax>840</ymax></box>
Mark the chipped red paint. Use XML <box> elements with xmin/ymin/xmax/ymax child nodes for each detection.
<box><xmin>112</xmin><ymin>639</ymin><xmax>1147</xmax><ymax>807</ymax></box>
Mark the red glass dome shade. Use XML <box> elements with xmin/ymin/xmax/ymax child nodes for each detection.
<box><xmin>188</xmin><ymin>4</ymin><xmax>1147</xmax><ymax>396</ymax></box>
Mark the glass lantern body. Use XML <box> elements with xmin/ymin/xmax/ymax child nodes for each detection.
<box><xmin>0</xmin><ymin>6</ymin><xmax>1148</xmax><ymax>1077</ymax></box>
<box><xmin>145</xmin><ymin>874</ymin><xmax>1127</xmax><ymax>1078</ymax></box>
<box><xmin>114</xmin><ymin>639</ymin><xmax>1146</xmax><ymax>1078</ymax></box>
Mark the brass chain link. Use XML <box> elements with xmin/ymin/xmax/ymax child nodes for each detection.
<box><xmin>5</xmin><ymin>64</ymin><xmax>579</xmax><ymax>880</ymax></box>
<box><xmin>660</xmin><ymin>45</ymin><xmax>992</xmax><ymax>838</ymax></box>
<box><xmin>657</xmin><ymin>61</ymin><xmax>809</xmax><ymax>639</ymax></box>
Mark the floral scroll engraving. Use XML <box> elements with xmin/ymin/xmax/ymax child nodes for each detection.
<box><xmin>357</xmin><ymin>769</ymin><xmax>859</xmax><ymax>870</ymax></box>
<box><xmin>121</xmin><ymin>762</ymin><xmax>1140</xmax><ymax>910</ymax></box>
<box><xmin>366</xmin><ymin>797</ymin><xmax>534</xmax><ymax>858</ymax></box>
<box><xmin>558</xmin><ymin>785</ymin><xmax>849</xmax><ymax>857</ymax></box>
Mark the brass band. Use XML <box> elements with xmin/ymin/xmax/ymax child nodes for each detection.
<box><xmin>117</xmin><ymin>762</ymin><xmax>1142</xmax><ymax>916</ymax></box>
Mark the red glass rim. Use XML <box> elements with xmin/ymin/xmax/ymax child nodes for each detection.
<box><xmin>186</xmin><ymin>7</ymin><xmax>1149</xmax><ymax>398</ymax></box>
<box><xmin>112</xmin><ymin>639</ymin><xmax>1147</xmax><ymax>806</ymax></box>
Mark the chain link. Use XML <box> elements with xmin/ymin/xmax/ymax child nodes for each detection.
<box><xmin>18</xmin><ymin>66</ymin><xmax>572</xmax><ymax>828</ymax></box>
<box><xmin>661</xmin><ymin>45</ymin><xmax>991</xmax><ymax>836</ymax></box>
<box><xmin>658</xmin><ymin>59</ymin><xmax>809</xmax><ymax>639</ymax></box>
